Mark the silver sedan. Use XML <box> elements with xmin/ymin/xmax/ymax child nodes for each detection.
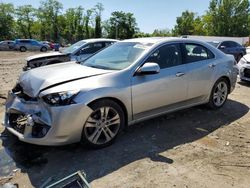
<box><xmin>3</xmin><ymin>37</ymin><xmax>238</xmax><ymax>148</ymax></box>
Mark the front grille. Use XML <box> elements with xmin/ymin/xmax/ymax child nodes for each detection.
<box><xmin>12</xmin><ymin>84</ymin><xmax>37</xmax><ymax>101</ymax></box>
<box><xmin>244</xmin><ymin>68</ymin><xmax>250</xmax><ymax>78</ymax></box>
<box><xmin>8</xmin><ymin>113</ymin><xmax>26</xmax><ymax>134</ymax></box>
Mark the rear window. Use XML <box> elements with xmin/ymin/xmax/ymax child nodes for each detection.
<box><xmin>184</xmin><ymin>44</ymin><xmax>215</xmax><ymax>63</ymax></box>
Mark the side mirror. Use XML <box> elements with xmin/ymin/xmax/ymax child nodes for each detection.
<box><xmin>136</xmin><ymin>62</ymin><xmax>160</xmax><ymax>76</ymax></box>
<box><xmin>219</xmin><ymin>45</ymin><xmax>226</xmax><ymax>49</ymax></box>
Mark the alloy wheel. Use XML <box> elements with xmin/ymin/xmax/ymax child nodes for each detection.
<box><xmin>213</xmin><ymin>81</ymin><xmax>228</xmax><ymax>107</ymax></box>
<box><xmin>84</xmin><ymin>106</ymin><xmax>121</xmax><ymax>145</ymax></box>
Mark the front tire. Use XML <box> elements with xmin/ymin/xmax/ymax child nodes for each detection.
<box><xmin>20</xmin><ymin>46</ymin><xmax>27</xmax><ymax>52</ymax></box>
<box><xmin>207</xmin><ymin>78</ymin><xmax>229</xmax><ymax>109</ymax></box>
<box><xmin>81</xmin><ymin>99</ymin><xmax>125</xmax><ymax>149</ymax></box>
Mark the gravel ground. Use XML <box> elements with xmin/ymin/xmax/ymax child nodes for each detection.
<box><xmin>0</xmin><ymin>51</ymin><xmax>250</xmax><ymax>188</ymax></box>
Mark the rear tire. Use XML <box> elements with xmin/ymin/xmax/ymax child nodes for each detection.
<box><xmin>20</xmin><ymin>46</ymin><xmax>27</xmax><ymax>52</ymax></box>
<box><xmin>41</xmin><ymin>47</ymin><xmax>47</xmax><ymax>52</ymax></box>
<box><xmin>207</xmin><ymin>78</ymin><xmax>229</xmax><ymax>109</ymax></box>
<box><xmin>81</xmin><ymin>99</ymin><xmax>125</xmax><ymax>149</ymax></box>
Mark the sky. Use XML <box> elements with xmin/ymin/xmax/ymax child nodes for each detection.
<box><xmin>1</xmin><ymin>0</ymin><xmax>211</xmax><ymax>33</ymax></box>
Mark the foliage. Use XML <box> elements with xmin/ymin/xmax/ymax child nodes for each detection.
<box><xmin>205</xmin><ymin>0</ymin><xmax>250</xmax><ymax>37</ymax></box>
<box><xmin>0</xmin><ymin>0</ymin><xmax>250</xmax><ymax>43</ymax></box>
<box><xmin>0</xmin><ymin>3</ymin><xmax>15</xmax><ymax>40</ymax></box>
<box><xmin>104</xmin><ymin>11</ymin><xmax>138</xmax><ymax>39</ymax></box>
<box><xmin>15</xmin><ymin>5</ymin><xmax>36</xmax><ymax>39</ymax></box>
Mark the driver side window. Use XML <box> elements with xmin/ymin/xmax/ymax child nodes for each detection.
<box><xmin>145</xmin><ymin>44</ymin><xmax>182</xmax><ymax>69</ymax></box>
<box><xmin>79</xmin><ymin>42</ymin><xmax>103</xmax><ymax>55</ymax></box>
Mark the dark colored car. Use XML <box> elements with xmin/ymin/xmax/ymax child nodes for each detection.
<box><xmin>0</xmin><ymin>40</ymin><xmax>15</xmax><ymax>51</ymax></box>
<box><xmin>208</xmin><ymin>41</ymin><xmax>246</xmax><ymax>61</ymax></box>
<box><xmin>14</xmin><ymin>39</ymin><xmax>50</xmax><ymax>52</ymax></box>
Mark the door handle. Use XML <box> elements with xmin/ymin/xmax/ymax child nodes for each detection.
<box><xmin>176</xmin><ymin>72</ymin><xmax>185</xmax><ymax>77</ymax></box>
<box><xmin>209</xmin><ymin>64</ymin><xmax>216</xmax><ymax>68</ymax></box>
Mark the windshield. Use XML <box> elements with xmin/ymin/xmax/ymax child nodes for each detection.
<box><xmin>82</xmin><ymin>42</ymin><xmax>152</xmax><ymax>70</ymax></box>
<box><xmin>62</xmin><ymin>40</ymin><xmax>86</xmax><ymax>54</ymax></box>
<box><xmin>207</xmin><ymin>41</ymin><xmax>220</xmax><ymax>47</ymax></box>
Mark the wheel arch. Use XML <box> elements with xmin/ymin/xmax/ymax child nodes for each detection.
<box><xmin>87</xmin><ymin>97</ymin><xmax>128</xmax><ymax>126</ymax></box>
<box><xmin>218</xmin><ymin>76</ymin><xmax>231</xmax><ymax>93</ymax></box>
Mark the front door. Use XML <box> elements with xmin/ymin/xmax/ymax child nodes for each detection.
<box><xmin>132</xmin><ymin>43</ymin><xmax>188</xmax><ymax>120</ymax></box>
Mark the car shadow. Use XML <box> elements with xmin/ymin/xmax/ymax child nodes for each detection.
<box><xmin>0</xmin><ymin>99</ymin><xmax>249</xmax><ymax>187</ymax></box>
<box><xmin>238</xmin><ymin>80</ymin><xmax>250</xmax><ymax>87</ymax></box>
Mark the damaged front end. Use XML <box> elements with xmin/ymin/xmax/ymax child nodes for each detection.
<box><xmin>24</xmin><ymin>53</ymin><xmax>70</xmax><ymax>71</ymax></box>
<box><xmin>3</xmin><ymin>84</ymin><xmax>93</xmax><ymax>146</ymax></box>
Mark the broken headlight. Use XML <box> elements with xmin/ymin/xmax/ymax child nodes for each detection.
<box><xmin>42</xmin><ymin>90</ymin><xmax>79</xmax><ymax>106</ymax></box>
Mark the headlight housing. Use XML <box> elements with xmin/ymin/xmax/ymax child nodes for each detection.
<box><xmin>239</xmin><ymin>57</ymin><xmax>247</xmax><ymax>65</ymax></box>
<box><xmin>42</xmin><ymin>90</ymin><xmax>79</xmax><ymax>106</ymax></box>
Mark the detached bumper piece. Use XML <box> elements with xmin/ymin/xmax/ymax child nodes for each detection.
<box><xmin>45</xmin><ymin>171</ymin><xmax>90</xmax><ymax>188</ymax></box>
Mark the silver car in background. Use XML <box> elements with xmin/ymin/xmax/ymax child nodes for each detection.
<box><xmin>25</xmin><ymin>38</ymin><xmax>118</xmax><ymax>70</ymax></box>
<box><xmin>14</xmin><ymin>39</ymin><xmax>50</xmax><ymax>52</ymax></box>
<box><xmin>0</xmin><ymin>40</ymin><xmax>15</xmax><ymax>51</ymax></box>
<box><xmin>4</xmin><ymin>37</ymin><xmax>237</xmax><ymax>148</ymax></box>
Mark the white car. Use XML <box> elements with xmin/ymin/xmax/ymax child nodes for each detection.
<box><xmin>24</xmin><ymin>39</ymin><xmax>118</xmax><ymax>70</ymax></box>
<box><xmin>246</xmin><ymin>46</ymin><xmax>250</xmax><ymax>54</ymax></box>
<box><xmin>238</xmin><ymin>54</ymin><xmax>250</xmax><ymax>82</ymax></box>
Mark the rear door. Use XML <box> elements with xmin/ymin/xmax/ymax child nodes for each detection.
<box><xmin>183</xmin><ymin>43</ymin><xmax>216</xmax><ymax>101</ymax></box>
<box><xmin>31</xmin><ymin>40</ymin><xmax>40</xmax><ymax>50</ymax></box>
<box><xmin>1</xmin><ymin>42</ymin><xmax>8</xmax><ymax>50</ymax></box>
<box><xmin>132</xmin><ymin>43</ymin><xmax>188</xmax><ymax>120</ymax></box>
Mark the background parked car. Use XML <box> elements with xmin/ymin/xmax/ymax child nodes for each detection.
<box><xmin>24</xmin><ymin>38</ymin><xmax>118</xmax><ymax>70</ymax></box>
<box><xmin>246</xmin><ymin>46</ymin><xmax>250</xmax><ymax>54</ymax></box>
<box><xmin>0</xmin><ymin>40</ymin><xmax>15</xmax><ymax>51</ymax></box>
<box><xmin>208</xmin><ymin>40</ymin><xmax>246</xmax><ymax>61</ymax></box>
<box><xmin>14</xmin><ymin>39</ymin><xmax>50</xmax><ymax>52</ymax></box>
<box><xmin>238</xmin><ymin>54</ymin><xmax>250</xmax><ymax>82</ymax></box>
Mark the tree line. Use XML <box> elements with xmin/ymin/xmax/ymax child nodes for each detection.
<box><xmin>0</xmin><ymin>0</ymin><xmax>139</xmax><ymax>43</ymax></box>
<box><xmin>0</xmin><ymin>0</ymin><xmax>249</xmax><ymax>44</ymax></box>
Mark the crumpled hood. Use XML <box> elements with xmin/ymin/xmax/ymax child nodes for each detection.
<box><xmin>26</xmin><ymin>52</ymin><xmax>66</xmax><ymax>62</ymax></box>
<box><xmin>19</xmin><ymin>62</ymin><xmax>112</xmax><ymax>97</ymax></box>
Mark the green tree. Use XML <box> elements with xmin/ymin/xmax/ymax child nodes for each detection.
<box><xmin>84</xmin><ymin>9</ymin><xmax>94</xmax><ymax>38</ymax></box>
<box><xmin>38</xmin><ymin>0</ymin><xmax>63</xmax><ymax>42</ymax></box>
<box><xmin>205</xmin><ymin>0</ymin><xmax>250</xmax><ymax>36</ymax></box>
<box><xmin>15</xmin><ymin>5</ymin><xmax>36</xmax><ymax>39</ymax></box>
<box><xmin>173</xmin><ymin>10</ymin><xmax>196</xmax><ymax>36</ymax></box>
<box><xmin>94</xmin><ymin>3</ymin><xmax>104</xmax><ymax>38</ymax></box>
<box><xmin>152</xmin><ymin>29</ymin><xmax>172</xmax><ymax>37</ymax></box>
<box><xmin>63</xmin><ymin>6</ymin><xmax>84</xmax><ymax>43</ymax></box>
<box><xmin>172</xmin><ymin>10</ymin><xmax>208</xmax><ymax>36</ymax></box>
<box><xmin>105</xmin><ymin>11</ymin><xmax>138</xmax><ymax>39</ymax></box>
<box><xmin>0</xmin><ymin>3</ymin><xmax>15</xmax><ymax>40</ymax></box>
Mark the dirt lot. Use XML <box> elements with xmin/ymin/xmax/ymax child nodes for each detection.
<box><xmin>0</xmin><ymin>51</ymin><xmax>250</xmax><ymax>188</ymax></box>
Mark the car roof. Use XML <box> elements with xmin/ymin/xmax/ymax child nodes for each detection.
<box><xmin>16</xmin><ymin>39</ymin><xmax>38</xmax><ymax>41</ymax></box>
<box><xmin>79</xmin><ymin>38</ymin><xmax>118</xmax><ymax>43</ymax></box>
<box><xmin>1</xmin><ymin>40</ymin><xmax>14</xmax><ymax>42</ymax></box>
<box><xmin>121</xmin><ymin>37</ymin><xmax>213</xmax><ymax>46</ymax></box>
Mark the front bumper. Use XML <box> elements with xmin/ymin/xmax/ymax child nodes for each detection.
<box><xmin>3</xmin><ymin>92</ymin><xmax>93</xmax><ymax>145</ymax></box>
<box><xmin>238</xmin><ymin>64</ymin><xmax>250</xmax><ymax>81</ymax></box>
